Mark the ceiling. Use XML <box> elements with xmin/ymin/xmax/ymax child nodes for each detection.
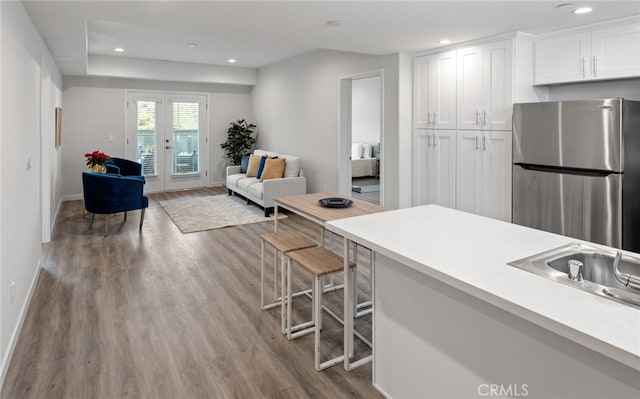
<box><xmin>23</xmin><ymin>1</ymin><xmax>640</xmax><ymax>78</ymax></box>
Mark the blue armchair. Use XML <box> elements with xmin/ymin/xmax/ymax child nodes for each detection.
<box><xmin>82</xmin><ymin>171</ymin><xmax>149</xmax><ymax>236</ymax></box>
<box><xmin>106</xmin><ymin>157</ymin><xmax>143</xmax><ymax>176</ymax></box>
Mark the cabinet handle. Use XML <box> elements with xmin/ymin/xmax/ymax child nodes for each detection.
<box><xmin>427</xmin><ymin>134</ymin><xmax>433</xmax><ymax>147</ymax></box>
<box><xmin>582</xmin><ymin>57</ymin><xmax>587</xmax><ymax>78</ymax></box>
<box><xmin>476</xmin><ymin>110</ymin><xmax>480</xmax><ymax>125</ymax></box>
<box><xmin>433</xmin><ymin>112</ymin><xmax>437</xmax><ymax>125</ymax></box>
<box><xmin>427</xmin><ymin>112</ymin><xmax>432</xmax><ymax>125</ymax></box>
<box><xmin>593</xmin><ymin>56</ymin><xmax>597</xmax><ymax>77</ymax></box>
<box><xmin>483</xmin><ymin>135</ymin><xmax>487</xmax><ymax>151</ymax></box>
<box><xmin>433</xmin><ymin>134</ymin><xmax>437</xmax><ymax>147</ymax></box>
<box><xmin>475</xmin><ymin>136</ymin><xmax>479</xmax><ymax>150</ymax></box>
<box><xmin>483</xmin><ymin>110</ymin><xmax>488</xmax><ymax>126</ymax></box>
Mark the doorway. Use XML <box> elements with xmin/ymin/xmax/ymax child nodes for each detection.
<box><xmin>338</xmin><ymin>71</ymin><xmax>383</xmax><ymax>205</ymax></box>
<box><xmin>126</xmin><ymin>91</ymin><xmax>208</xmax><ymax>192</ymax></box>
<box><xmin>350</xmin><ymin>75</ymin><xmax>381</xmax><ymax>204</ymax></box>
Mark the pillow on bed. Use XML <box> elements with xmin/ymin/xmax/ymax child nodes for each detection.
<box><xmin>362</xmin><ymin>143</ymin><xmax>373</xmax><ymax>159</ymax></box>
<box><xmin>351</xmin><ymin>142</ymin><xmax>363</xmax><ymax>160</ymax></box>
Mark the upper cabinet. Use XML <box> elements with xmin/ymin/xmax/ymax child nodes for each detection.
<box><xmin>413</xmin><ymin>51</ymin><xmax>457</xmax><ymax>129</ymax></box>
<box><xmin>457</xmin><ymin>40</ymin><xmax>513</xmax><ymax>131</ymax></box>
<box><xmin>535</xmin><ymin>23</ymin><xmax>640</xmax><ymax>85</ymax></box>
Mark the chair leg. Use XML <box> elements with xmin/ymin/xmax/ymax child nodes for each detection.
<box><xmin>124</xmin><ymin>211</ymin><xmax>128</xmax><ymax>222</ymax></box>
<box><xmin>89</xmin><ymin>213</ymin><xmax>95</xmax><ymax>229</ymax></box>
<box><xmin>104</xmin><ymin>214</ymin><xmax>111</xmax><ymax>237</ymax></box>
<box><xmin>139</xmin><ymin>208</ymin><xmax>146</xmax><ymax>230</ymax></box>
<box><xmin>314</xmin><ymin>275</ymin><xmax>322</xmax><ymax>371</ymax></box>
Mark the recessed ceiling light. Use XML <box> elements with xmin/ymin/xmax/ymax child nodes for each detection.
<box><xmin>439</xmin><ymin>39</ymin><xmax>451</xmax><ymax>45</ymax></box>
<box><xmin>187</xmin><ymin>43</ymin><xmax>198</xmax><ymax>47</ymax></box>
<box><xmin>228</xmin><ymin>59</ymin><xmax>236</xmax><ymax>63</ymax></box>
<box><xmin>573</xmin><ymin>7</ymin><xmax>593</xmax><ymax>14</ymax></box>
<box><xmin>114</xmin><ymin>47</ymin><xmax>124</xmax><ymax>52</ymax></box>
<box><xmin>326</xmin><ymin>20</ymin><xmax>343</xmax><ymax>27</ymax></box>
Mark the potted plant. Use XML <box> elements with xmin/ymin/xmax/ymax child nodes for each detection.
<box><xmin>85</xmin><ymin>150</ymin><xmax>110</xmax><ymax>173</ymax></box>
<box><xmin>220</xmin><ymin>119</ymin><xmax>257</xmax><ymax>165</ymax></box>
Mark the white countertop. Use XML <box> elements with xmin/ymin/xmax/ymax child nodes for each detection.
<box><xmin>325</xmin><ymin>205</ymin><xmax>640</xmax><ymax>370</ymax></box>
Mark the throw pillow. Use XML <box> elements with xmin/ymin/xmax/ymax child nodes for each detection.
<box><xmin>260</xmin><ymin>157</ymin><xmax>287</xmax><ymax>181</ymax></box>
<box><xmin>257</xmin><ymin>156</ymin><xmax>277</xmax><ymax>179</ymax></box>
<box><xmin>362</xmin><ymin>143</ymin><xmax>373</xmax><ymax>159</ymax></box>
<box><xmin>240</xmin><ymin>154</ymin><xmax>250</xmax><ymax>173</ymax></box>
<box><xmin>246</xmin><ymin>154</ymin><xmax>263</xmax><ymax>177</ymax></box>
<box><xmin>351</xmin><ymin>142</ymin><xmax>363</xmax><ymax>160</ymax></box>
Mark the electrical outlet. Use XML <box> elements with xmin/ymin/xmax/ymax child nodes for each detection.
<box><xmin>10</xmin><ymin>281</ymin><xmax>15</xmax><ymax>304</ymax></box>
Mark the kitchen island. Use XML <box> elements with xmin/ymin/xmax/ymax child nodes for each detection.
<box><xmin>326</xmin><ymin>205</ymin><xmax>640</xmax><ymax>399</ymax></box>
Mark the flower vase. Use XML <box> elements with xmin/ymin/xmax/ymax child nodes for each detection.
<box><xmin>90</xmin><ymin>164</ymin><xmax>107</xmax><ymax>173</ymax></box>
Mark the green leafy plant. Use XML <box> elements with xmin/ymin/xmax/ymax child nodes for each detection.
<box><xmin>220</xmin><ymin>119</ymin><xmax>257</xmax><ymax>165</ymax></box>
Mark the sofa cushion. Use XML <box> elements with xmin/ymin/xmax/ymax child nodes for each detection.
<box><xmin>255</xmin><ymin>149</ymin><xmax>279</xmax><ymax>158</ymax></box>
<box><xmin>246</xmin><ymin>154</ymin><xmax>262</xmax><ymax>177</ymax></box>
<box><xmin>257</xmin><ymin>156</ymin><xmax>276</xmax><ymax>179</ymax></box>
<box><xmin>237</xmin><ymin>177</ymin><xmax>260</xmax><ymax>191</ymax></box>
<box><xmin>260</xmin><ymin>158</ymin><xmax>286</xmax><ymax>181</ymax></box>
<box><xmin>280</xmin><ymin>154</ymin><xmax>301</xmax><ymax>178</ymax></box>
<box><xmin>240</xmin><ymin>155</ymin><xmax>250</xmax><ymax>173</ymax></box>
<box><xmin>227</xmin><ymin>173</ymin><xmax>246</xmax><ymax>188</ymax></box>
<box><xmin>247</xmin><ymin>182</ymin><xmax>264</xmax><ymax>200</ymax></box>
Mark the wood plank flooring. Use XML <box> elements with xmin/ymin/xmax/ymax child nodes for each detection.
<box><xmin>1</xmin><ymin>188</ymin><xmax>381</xmax><ymax>399</ymax></box>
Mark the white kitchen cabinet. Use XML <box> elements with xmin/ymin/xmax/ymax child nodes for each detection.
<box><xmin>413</xmin><ymin>130</ymin><xmax>456</xmax><ymax>208</ymax></box>
<box><xmin>413</xmin><ymin>51</ymin><xmax>457</xmax><ymax>129</ymax></box>
<box><xmin>535</xmin><ymin>23</ymin><xmax>640</xmax><ymax>85</ymax></box>
<box><xmin>457</xmin><ymin>41</ymin><xmax>513</xmax><ymax>131</ymax></box>
<box><xmin>456</xmin><ymin>130</ymin><xmax>512</xmax><ymax>222</ymax></box>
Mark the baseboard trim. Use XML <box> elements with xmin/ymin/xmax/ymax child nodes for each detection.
<box><xmin>62</xmin><ymin>193</ymin><xmax>83</xmax><ymax>201</ymax></box>
<box><xmin>0</xmin><ymin>261</ymin><xmax>42</xmax><ymax>390</ymax></box>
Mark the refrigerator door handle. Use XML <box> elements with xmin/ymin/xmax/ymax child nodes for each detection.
<box><xmin>515</xmin><ymin>163</ymin><xmax>617</xmax><ymax>177</ymax></box>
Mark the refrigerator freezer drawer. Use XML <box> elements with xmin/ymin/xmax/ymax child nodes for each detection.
<box><xmin>513</xmin><ymin>99</ymin><xmax>622</xmax><ymax>172</ymax></box>
<box><xmin>513</xmin><ymin>166</ymin><xmax>622</xmax><ymax>248</ymax></box>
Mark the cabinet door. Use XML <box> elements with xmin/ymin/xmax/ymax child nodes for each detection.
<box><xmin>457</xmin><ymin>46</ymin><xmax>484</xmax><ymax>130</ymax></box>
<box><xmin>413</xmin><ymin>56</ymin><xmax>431</xmax><ymax>128</ymax></box>
<box><xmin>431</xmin><ymin>130</ymin><xmax>457</xmax><ymax>208</ymax></box>
<box><xmin>482</xmin><ymin>41</ymin><xmax>513</xmax><ymax>131</ymax></box>
<box><xmin>432</xmin><ymin>51</ymin><xmax>457</xmax><ymax>130</ymax></box>
<box><xmin>481</xmin><ymin>131</ymin><xmax>512</xmax><ymax>222</ymax></box>
<box><xmin>535</xmin><ymin>33</ymin><xmax>591</xmax><ymax>85</ymax></box>
<box><xmin>413</xmin><ymin>130</ymin><xmax>431</xmax><ymax>206</ymax></box>
<box><xmin>456</xmin><ymin>131</ymin><xmax>483</xmax><ymax>214</ymax></box>
<box><xmin>592</xmin><ymin>23</ymin><xmax>640</xmax><ymax>80</ymax></box>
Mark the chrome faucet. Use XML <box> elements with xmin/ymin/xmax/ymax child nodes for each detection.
<box><xmin>568</xmin><ymin>259</ymin><xmax>584</xmax><ymax>282</ymax></box>
<box><xmin>613</xmin><ymin>250</ymin><xmax>640</xmax><ymax>290</ymax></box>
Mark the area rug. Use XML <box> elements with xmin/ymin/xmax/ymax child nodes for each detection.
<box><xmin>352</xmin><ymin>184</ymin><xmax>380</xmax><ymax>193</ymax></box>
<box><xmin>158</xmin><ymin>194</ymin><xmax>286</xmax><ymax>234</ymax></box>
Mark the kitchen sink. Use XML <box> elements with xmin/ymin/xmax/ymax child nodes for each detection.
<box><xmin>508</xmin><ymin>243</ymin><xmax>640</xmax><ymax>308</ymax></box>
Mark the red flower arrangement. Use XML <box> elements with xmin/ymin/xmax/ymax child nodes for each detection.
<box><xmin>85</xmin><ymin>150</ymin><xmax>110</xmax><ymax>167</ymax></box>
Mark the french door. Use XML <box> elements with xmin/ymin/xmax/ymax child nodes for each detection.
<box><xmin>126</xmin><ymin>91</ymin><xmax>208</xmax><ymax>192</ymax></box>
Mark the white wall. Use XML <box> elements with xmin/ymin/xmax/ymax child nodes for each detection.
<box><xmin>0</xmin><ymin>1</ymin><xmax>62</xmax><ymax>387</ymax></box>
<box><xmin>548</xmin><ymin>78</ymin><xmax>640</xmax><ymax>101</ymax></box>
<box><xmin>251</xmin><ymin>49</ymin><xmax>412</xmax><ymax>209</ymax></box>
<box><xmin>61</xmin><ymin>77</ymin><xmax>252</xmax><ymax>198</ymax></box>
<box><xmin>352</xmin><ymin>76</ymin><xmax>381</xmax><ymax>144</ymax></box>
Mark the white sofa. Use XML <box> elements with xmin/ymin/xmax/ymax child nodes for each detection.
<box><xmin>226</xmin><ymin>149</ymin><xmax>306</xmax><ymax>216</ymax></box>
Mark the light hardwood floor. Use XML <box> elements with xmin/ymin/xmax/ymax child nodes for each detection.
<box><xmin>1</xmin><ymin>188</ymin><xmax>381</xmax><ymax>399</ymax></box>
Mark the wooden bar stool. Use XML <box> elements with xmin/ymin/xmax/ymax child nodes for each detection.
<box><xmin>285</xmin><ymin>246</ymin><xmax>355</xmax><ymax>371</ymax></box>
<box><xmin>260</xmin><ymin>231</ymin><xmax>316</xmax><ymax>332</ymax></box>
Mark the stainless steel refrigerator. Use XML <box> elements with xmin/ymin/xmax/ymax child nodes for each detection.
<box><xmin>513</xmin><ymin>98</ymin><xmax>640</xmax><ymax>252</ymax></box>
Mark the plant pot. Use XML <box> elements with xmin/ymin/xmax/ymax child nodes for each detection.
<box><xmin>90</xmin><ymin>164</ymin><xmax>107</xmax><ymax>173</ymax></box>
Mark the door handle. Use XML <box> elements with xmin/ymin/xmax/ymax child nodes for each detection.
<box><xmin>582</xmin><ymin>57</ymin><xmax>587</xmax><ymax>78</ymax></box>
<box><xmin>483</xmin><ymin>110</ymin><xmax>488</xmax><ymax>126</ymax></box>
<box><xmin>483</xmin><ymin>135</ymin><xmax>487</xmax><ymax>151</ymax></box>
<box><xmin>593</xmin><ymin>56</ymin><xmax>597</xmax><ymax>77</ymax></box>
<box><xmin>475</xmin><ymin>136</ymin><xmax>479</xmax><ymax>150</ymax></box>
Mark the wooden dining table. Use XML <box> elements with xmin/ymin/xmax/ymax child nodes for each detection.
<box><xmin>273</xmin><ymin>192</ymin><xmax>387</xmax><ymax>371</ymax></box>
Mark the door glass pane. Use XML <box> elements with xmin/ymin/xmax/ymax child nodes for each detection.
<box><xmin>172</xmin><ymin>102</ymin><xmax>199</xmax><ymax>174</ymax></box>
<box><xmin>136</xmin><ymin>101</ymin><xmax>157</xmax><ymax>176</ymax></box>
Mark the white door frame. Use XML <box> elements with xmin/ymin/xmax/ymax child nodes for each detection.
<box><xmin>40</xmin><ymin>58</ymin><xmax>52</xmax><ymax>243</ymax></box>
<box><xmin>338</xmin><ymin>69</ymin><xmax>384</xmax><ymax>205</ymax></box>
<box><xmin>126</xmin><ymin>90</ymin><xmax>209</xmax><ymax>193</ymax></box>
